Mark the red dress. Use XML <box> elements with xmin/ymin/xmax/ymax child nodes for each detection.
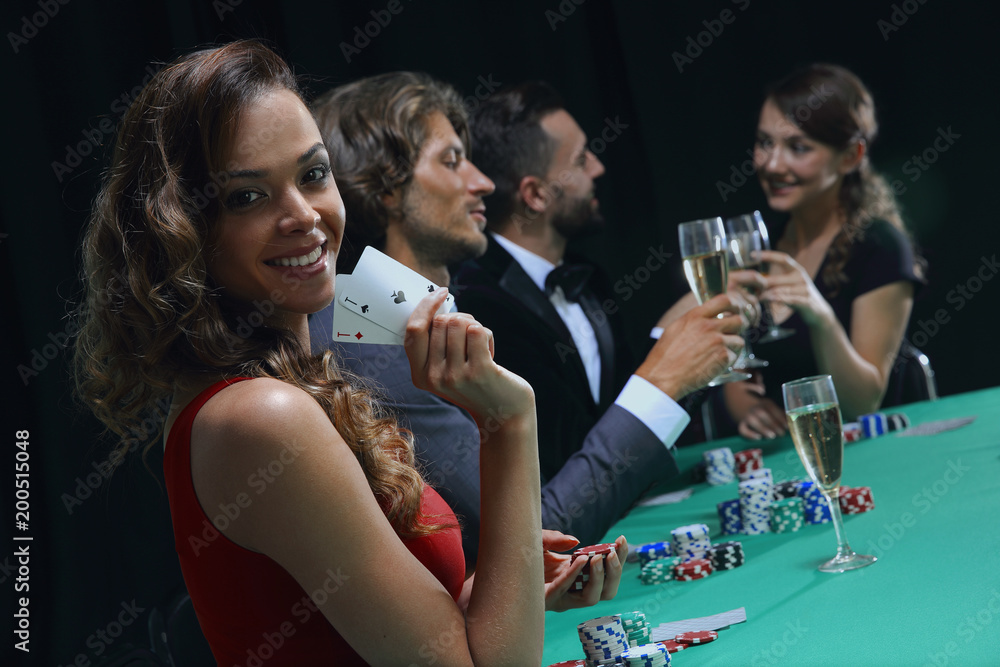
<box><xmin>163</xmin><ymin>378</ymin><xmax>466</xmax><ymax>665</ymax></box>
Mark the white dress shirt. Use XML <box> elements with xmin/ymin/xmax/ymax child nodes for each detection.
<box><xmin>491</xmin><ymin>233</ymin><xmax>689</xmax><ymax>448</ymax></box>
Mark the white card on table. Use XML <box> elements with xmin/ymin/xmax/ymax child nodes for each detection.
<box><xmin>331</xmin><ymin>274</ymin><xmax>405</xmax><ymax>345</ymax></box>
<box><xmin>649</xmin><ymin>607</ymin><xmax>747</xmax><ymax>640</ymax></box>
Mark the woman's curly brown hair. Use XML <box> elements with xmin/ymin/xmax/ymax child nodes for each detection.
<box><xmin>72</xmin><ymin>39</ymin><xmax>441</xmax><ymax>538</ymax></box>
<box><xmin>766</xmin><ymin>63</ymin><xmax>925</xmax><ymax>295</ymax></box>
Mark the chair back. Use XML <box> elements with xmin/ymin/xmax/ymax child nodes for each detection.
<box><xmin>883</xmin><ymin>339</ymin><xmax>938</xmax><ymax>407</ymax></box>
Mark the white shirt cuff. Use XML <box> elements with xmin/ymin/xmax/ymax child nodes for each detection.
<box><xmin>614</xmin><ymin>375</ymin><xmax>690</xmax><ymax>449</ymax></box>
<box><xmin>649</xmin><ymin>326</ymin><xmax>664</xmax><ymax>340</ymax></box>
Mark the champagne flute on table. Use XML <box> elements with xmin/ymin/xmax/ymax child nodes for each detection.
<box><xmin>677</xmin><ymin>217</ymin><xmax>751</xmax><ymax>386</ymax></box>
<box><xmin>739</xmin><ymin>211</ymin><xmax>794</xmax><ymax>343</ymax></box>
<box><xmin>723</xmin><ymin>220</ymin><xmax>768</xmax><ymax>369</ymax></box>
<box><xmin>782</xmin><ymin>375</ymin><xmax>877</xmax><ymax>573</ymax></box>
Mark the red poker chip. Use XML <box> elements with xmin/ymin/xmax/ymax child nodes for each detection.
<box><xmin>656</xmin><ymin>640</ymin><xmax>687</xmax><ymax>653</ymax></box>
<box><xmin>573</xmin><ymin>543</ymin><xmax>616</xmax><ymax>558</ymax></box>
<box><xmin>547</xmin><ymin>661</ymin><xmax>586</xmax><ymax>666</ymax></box>
<box><xmin>675</xmin><ymin>558</ymin><xmax>713</xmax><ymax>574</ymax></box>
<box><xmin>675</xmin><ymin>630</ymin><xmax>718</xmax><ymax>645</ymax></box>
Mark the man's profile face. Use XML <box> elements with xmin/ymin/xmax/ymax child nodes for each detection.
<box><xmin>538</xmin><ymin>109</ymin><xmax>606</xmax><ymax>240</ymax></box>
<box><xmin>397</xmin><ymin>111</ymin><xmax>495</xmax><ymax>267</ymax></box>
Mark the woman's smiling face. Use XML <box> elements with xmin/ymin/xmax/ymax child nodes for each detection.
<box><xmin>753</xmin><ymin>98</ymin><xmax>850</xmax><ymax>214</ymax></box>
<box><xmin>208</xmin><ymin>88</ymin><xmax>345</xmax><ymax>324</ymax></box>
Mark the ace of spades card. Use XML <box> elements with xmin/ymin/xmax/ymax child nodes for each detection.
<box><xmin>331</xmin><ymin>247</ymin><xmax>455</xmax><ymax>345</ymax></box>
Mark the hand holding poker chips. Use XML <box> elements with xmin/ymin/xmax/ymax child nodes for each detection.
<box><xmin>570</xmin><ymin>543</ymin><xmax>617</xmax><ymax>593</ymax></box>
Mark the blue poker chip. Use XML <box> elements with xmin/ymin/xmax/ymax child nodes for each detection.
<box><xmin>859</xmin><ymin>412</ymin><xmax>888</xmax><ymax>438</ymax></box>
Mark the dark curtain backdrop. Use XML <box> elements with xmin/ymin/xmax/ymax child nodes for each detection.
<box><xmin>2</xmin><ymin>1</ymin><xmax>996</xmax><ymax>664</ymax></box>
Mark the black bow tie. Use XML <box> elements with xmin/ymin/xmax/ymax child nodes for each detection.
<box><xmin>545</xmin><ymin>263</ymin><xmax>593</xmax><ymax>302</ymax></box>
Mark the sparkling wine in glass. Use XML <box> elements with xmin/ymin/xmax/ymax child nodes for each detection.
<box><xmin>737</xmin><ymin>211</ymin><xmax>794</xmax><ymax>343</ymax></box>
<box><xmin>724</xmin><ymin>221</ymin><xmax>768</xmax><ymax>369</ymax></box>
<box><xmin>782</xmin><ymin>375</ymin><xmax>876</xmax><ymax>573</ymax></box>
<box><xmin>678</xmin><ymin>218</ymin><xmax>751</xmax><ymax>386</ymax></box>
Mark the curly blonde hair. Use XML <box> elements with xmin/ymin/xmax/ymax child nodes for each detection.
<box><xmin>72</xmin><ymin>40</ymin><xmax>440</xmax><ymax>538</ymax></box>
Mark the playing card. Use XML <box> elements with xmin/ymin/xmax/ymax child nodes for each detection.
<box><xmin>895</xmin><ymin>416</ymin><xmax>977</xmax><ymax>436</ymax></box>
<box><xmin>337</xmin><ymin>246</ymin><xmax>454</xmax><ymax>338</ymax></box>
<box><xmin>331</xmin><ymin>274</ymin><xmax>404</xmax><ymax>345</ymax></box>
<box><xmin>649</xmin><ymin>608</ymin><xmax>747</xmax><ymax>640</ymax></box>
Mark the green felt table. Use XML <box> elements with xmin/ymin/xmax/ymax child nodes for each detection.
<box><xmin>541</xmin><ymin>386</ymin><xmax>1000</xmax><ymax>666</ymax></box>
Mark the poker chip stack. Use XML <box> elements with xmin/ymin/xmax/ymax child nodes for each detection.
<box><xmin>707</xmin><ymin>541</ymin><xmax>745</xmax><ymax>570</ymax></box>
<box><xmin>738</xmin><ymin>467</ymin><xmax>773</xmax><ymax>484</ymax></box>
<box><xmin>734</xmin><ymin>448</ymin><xmax>763</xmax><ymax>475</ymax></box>
<box><xmin>571</xmin><ymin>543</ymin><xmax>616</xmax><ymax>592</ymax></box>
<box><xmin>636</xmin><ymin>541</ymin><xmax>672</xmax><ymax>566</ymax></box>
<box><xmin>738</xmin><ymin>478</ymin><xmax>773</xmax><ymax>534</ymax></box>
<box><xmin>670</xmin><ymin>524</ymin><xmax>712</xmax><ymax>560</ymax></box>
<box><xmin>771</xmin><ymin>480</ymin><xmax>801</xmax><ymax>502</ymax></box>
<box><xmin>639</xmin><ymin>556</ymin><xmax>681</xmax><ymax>585</ymax></box>
<box><xmin>797</xmin><ymin>481</ymin><xmax>833</xmax><ymax>524</ymax></box>
<box><xmin>619</xmin><ymin>611</ymin><xmax>652</xmax><ymax>647</ymax></box>
<box><xmin>717</xmin><ymin>499</ymin><xmax>743</xmax><ymax>535</ymax></box>
<box><xmin>887</xmin><ymin>413</ymin><xmax>910</xmax><ymax>432</ymax></box>
<box><xmin>768</xmin><ymin>497</ymin><xmax>805</xmax><ymax>533</ymax></box>
<box><xmin>860</xmin><ymin>412</ymin><xmax>889</xmax><ymax>438</ymax></box>
<box><xmin>578</xmin><ymin>615</ymin><xmax>628</xmax><ymax>666</ymax></box>
<box><xmin>656</xmin><ymin>640</ymin><xmax>687</xmax><ymax>654</ymax></box>
<box><xmin>675</xmin><ymin>630</ymin><xmax>718</xmax><ymax>645</ymax></box>
<box><xmin>839</xmin><ymin>486</ymin><xmax>875</xmax><ymax>514</ymax></box>
<box><xmin>673</xmin><ymin>557</ymin><xmax>714</xmax><ymax>581</ymax></box>
<box><xmin>703</xmin><ymin>447</ymin><xmax>736</xmax><ymax>485</ymax></box>
<box><xmin>843</xmin><ymin>422</ymin><xmax>863</xmax><ymax>442</ymax></box>
<box><xmin>621</xmin><ymin>643</ymin><xmax>670</xmax><ymax>667</ymax></box>
<box><xmin>847</xmin><ymin>413</ymin><xmax>909</xmax><ymax>442</ymax></box>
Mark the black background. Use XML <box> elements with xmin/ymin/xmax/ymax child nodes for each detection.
<box><xmin>1</xmin><ymin>0</ymin><xmax>997</xmax><ymax>664</ymax></box>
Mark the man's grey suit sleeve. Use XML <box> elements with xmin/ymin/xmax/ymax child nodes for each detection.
<box><xmin>539</xmin><ymin>405</ymin><xmax>678</xmax><ymax>546</ymax></box>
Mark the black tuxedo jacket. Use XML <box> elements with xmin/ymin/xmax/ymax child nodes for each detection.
<box><xmin>453</xmin><ymin>237</ymin><xmax>679</xmax><ymax>506</ymax></box>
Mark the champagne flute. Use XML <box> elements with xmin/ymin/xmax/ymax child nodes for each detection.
<box><xmin>738</xmin><ymin>211</ymin><xmax>794</xmax><ymax>343</ymax></box>
<box><xmin>782</xmin><ymin>375</ymin><xmax>877</xmax><ymax>573</ymax></box>
<box><xmin>724</xmin><ymin>221</ymin><xmax>768</xmax><ymax>369</ymax></box>
<box><xmin>678</xmin><ymin>218</ymin><xmax>751</xmax><ymax>386</ymax></box>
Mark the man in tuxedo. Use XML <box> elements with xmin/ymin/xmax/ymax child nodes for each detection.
<box><xmin>310</xmin><ymin>73</ymin><xmax>742</xmax><ymax>569</ymax></box>
<box><xmin>457</xmin><ymin>80</ymin><xmax>743</xmax><ymax>486</ymax></box>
